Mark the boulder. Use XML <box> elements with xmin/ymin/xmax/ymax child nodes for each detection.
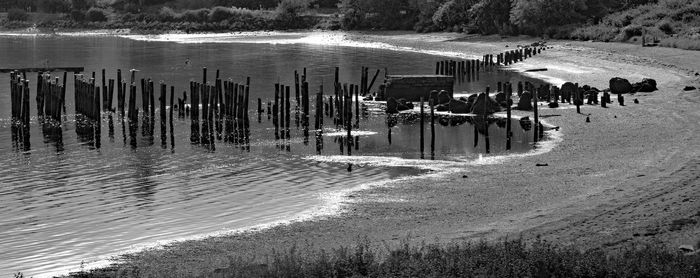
<box><xmin>519</xmin><ymin>116</ymin><xmax>532</xmax><ymax>131</ymax></box>
<box><xmin>435</xmin><ymin>104</ymin><xmax>450</xmax><ymax>112</ymax></box>
<box><xmin>635</xmin><ymin>78</ymin><xmax>657</xmax><ymax>92</ymax></box>
<box><xmin>402</xmin><ymin>100</ymin><xmax>414</xmax><ymax>110</ymax></box>
<box><xmin>560</xmin><ymin>82</ymin><xmax>577</xmax><ymax>102</ymax></box>
<box><xmin>448</xmin><ymin>99</ymin><xmax>471</xmax><ymax>114</ymax></box>
<box><xmin>609</xmin><ymin>77</ymin><xmax>633</xmax><ymax>94</ymax></box>
<box><xmin>386</xmin><ymin>97</ymin><xmax>412</xmax><ymax>113</ymax></box>
<box><xmin>429</xmin><ymin>90</ymin><xmax>439</xmax><ymax>103</ymax></box>
<box><xmin>679</xmin><ymin>245</ymin><xmax>695</xmax><ymax>253</ymax></box>
<box><xmin>548</xmin><ymin>102</ymin><xmax>559</xmax><ymax>108</ymax></box>
<box><xmin>439</xmin><ymin>116</ymin><xmax>450</xmax><ymax>126</ymax></box>
<box><xmin>471</xmin><ymin>93</ymin><xmax>502</xmax><ymax>115</ymax></box>
<box><xmin>517</xmin><ymin>91</ymin><xmax>533</xmax><ymax>110</ymax></box>
<box><xmin>586</xmin><ymin>90</ymin><xmax>599</xmax><ymax>105</ymax></box>
<box><xmin>495</xmin><ymin>92</ymin><xmax>506</xmax><ymax>104</ymax></box>
<box><xmin>437</xmin><ymin>90</ymin><xmax>452</xmax><ymax>105</ymax></box>
<box><xmin>683</xmin><ymin>86</ymin><xmax>696</xmax><ymax>91</ymax></box>
<box><xmin>386</xmin><ymin>97</ymin><xmax>399</xmax><ymax>113</ymax></box>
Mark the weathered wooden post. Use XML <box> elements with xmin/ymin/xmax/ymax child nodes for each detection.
<box><xmin>354</xmin><ymin>84</ymin><xmax>359</xmax><ymax>126</ymax></box>
<box><xmin>484</xmin><ymin>88</ymin><xmax>490</xmax><ymax>154</ymax></box>
<box><xmin>160</xmin><ymin>82</ymin><xmax>167</xmax><ymax>126</ymax></box>
<box><xmin>533</xmin><ymin>85</ymin><xmax>539</xmax><ymax>142</ymax></box>
<box><xmin>506</xmin><ymin>83</ymin><xmax>512</xmax><ymax>150</ymax></box>
<box><xmin>430</xmin><ymin>98</ymin><xmax>435</xmax><ymax>159</ymax></box>
<box><xmin>575</xmin><ymin>83</ymin><xmax>581</xmax><ymax>113</ymax></box>
<box><xmin>285</xmin><ymin>85</ymin><xmax>291</xmax><ymax>139</ymax></box>
<box><xmin>420</xmin><ymin>97</ymin><xmax>424</xmax><ymax>159</ymax></box>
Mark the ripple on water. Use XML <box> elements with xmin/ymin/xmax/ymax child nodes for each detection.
<box><xmin>0</xmin><ymin>34</ymin><xmax>552</xmax><ymax>278</ymax></box>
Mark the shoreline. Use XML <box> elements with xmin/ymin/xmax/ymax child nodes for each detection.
<box><xmin>9</xmin><ymin>31</ymin><xmax>698</xmax><ymax>276</ymax></box>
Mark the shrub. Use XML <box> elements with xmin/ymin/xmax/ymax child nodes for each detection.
<box><xmin>69</xmin><ymin>9</ymin><xmax>85</xmax><ymax>21</ymax></box>
<box><xmin>660</xmin><ymin>37</ymin><xmax>700</xmax><ymax>50</ymax></box>
<box><xmin>432</xmin><ymin>0</ymin><xmax>471</xmax><ymax>30</ymax></box>
<box><xmin>619</xmin><ymin>24</ymin><xmax>644</xmax><ymax>40</ymax></box>
<box><xmin>7</xmin><ymin>8</ymin><xmax>29</xmax><ymax>22</ymax></box>
<box><xmin>180</xmin><ymin>8</ymin><xmax>209</xmax><ymax>23</ymax></box>
<box><xmin>274</xmin><ymin>0</ymin><xmax>310</xmax><ymax>24</ymax></box>
<box><xmin>158</xmin><ymin>6</ymin><xmax>178</xmax><ymax>22</ymax></box>
<box><xmin>338</xmin><ymin>0</ymin><xmax>365</xmax><ymax>29</ymax></box>
<box><xmin>571</xmin><ymin>24</ymin><xmax>620</xmax><ymax>41</ymax></box>
<box><xmin>657</xmin><ymin>20</ymin><xmax>675</xmax><ymax>34</ymax></box>
<box><xmin>85</xmin><ymin>8</ymin><xmax>108</xmax><ymax>22</ymax></box>
<box><xmin>37</xmin><ymin>0</ymin><xmax>71</xmax><ymax>13</ymax></box>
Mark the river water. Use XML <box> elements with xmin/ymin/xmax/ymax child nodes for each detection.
<box><xmin>0</xmin><ymin>31</ymin><xmax>545</xmax><ymax>277</ymax></box>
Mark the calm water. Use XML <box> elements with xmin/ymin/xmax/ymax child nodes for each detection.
<box><xmin>0</xmin><ymin>33</ymin><xmax>543</xmax><ymax>277</ymax></box>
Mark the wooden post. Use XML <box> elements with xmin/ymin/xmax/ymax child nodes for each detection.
<box><xmin>280</xmin><ymin>84</ymin><xmax>285</xmax><ymax>139</ymax></box>
<box><xmin>346</xmin><ymin>88</ymin><xmax>352</xmax><ymax>155</ymax></box>
<box><xmin>258</xmin><ymin>98</ymin><xmax>262</xmax><ymax>123</ymax></box>
<box><xmin>170</xmin><ymin>86</ymin><xmax>174</xmax><ymax>123</ymax></box>
<box><xmin>354</xmin><ymin>84</ymin><xmax>359</xmax><ymax>126</ymax></box>
<box><xmin>575</xmin><ymin>83</ymin><xmax>581</xmax><ymax>113</ymax></box>
<box><xmin>274</xmin><ymin>83</ymin><xmax>279</xmax><ymax>139</ymax></box>
<box><xmin>430</xmin><ymin>98</ymin><xmax>435</xmax><ymax>159</ymax></box>
<box><xmin>533</xmin><ymin>86</ymin><xmax>539</xmax><ymax>142</ymax></box>
<box><xmin>484</xmin><ymin>87</ymin><xmax>490</xmax><ymax>154</ymax></box>
<box><xmin>420</xmin><ymin>97</ymin><xmax>424</xmax><ymax>159</ymax></box>
<box><xmin>149</xmin><ymin>80</ymin><xmax>155</xmax><ymax>119</ymax></box>
<box><xmin>285</xmin><ymin>85</ymin><xmax>291</xmax><ymax>140</ymax></box>
<box><xmin>108</xmin><ymin>79</ymin><xmax>114</xmax><ymax>112</ymax></box>
<box><xmin>160</xmin><ymin>82</ymin><xmax>167</xmax><ymax>125</ymax></box>
<box><xmin>506</xmin><ymin>83</ymin><xmax>512</xmax><ymax>150</ymax></box>
<box><xmin>102</xmin><ymin>69</ymin><xmax>107</xmax><ymax>111</ymax></box>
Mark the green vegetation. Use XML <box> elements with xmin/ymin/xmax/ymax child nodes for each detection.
<box><xmin>572</xmin><ymin>0</ymin><xmax>700</xmax><ymax>50</ymax></box>
<box><xmin>59</xmin><ymin>238</ymin><xmax>700</xmax><ymax>277</ymax></box>
<box><xmin>1</xmin><ymin>0</ymin><xmax>698</xmax><ymax>48</ymax></box>
<box><xmin>0</xmin><ymin>0</ymin><xmax>318</xmax><ymax>32</ymax></box>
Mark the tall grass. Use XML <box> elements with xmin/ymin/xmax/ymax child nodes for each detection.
<box><xmin>67</xmin><ymin>238</ymin><xmax>700</xmax><ymax>277</ymax></box>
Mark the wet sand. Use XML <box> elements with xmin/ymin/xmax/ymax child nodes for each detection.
<box><xmin>77</xmin><ymin>32</ymin><xmax>700</xmax><ymax>276</ymax></box>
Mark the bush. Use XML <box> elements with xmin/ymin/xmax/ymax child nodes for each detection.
<box><xmin>70</xmin><ymin>9</ymin><xmax>85</xmax><ymax>21</ymax></box>
<box><xmin>7</xmin><ymin>9</ymin><xmax>29</xmax><ymax>22</ymax></box>
<box><xmin>37</xmin><ymin>0</ymin><xmax>71</xmax><ymax>13</ymax></box>
<box><xmin>657</xmin><ymin>20</ymin><xmax>675</xmax><ymax>34</ymax></box>
<box><xmin>180</xmin><ymin>8</ymin><xmax>209</xmax><ymax>23</ymax></box>
<box><xmin>660</xmin><ymin>37</ymin><xmax>700</xmax><ymax>50</ymax></box>
<box><xmin>432</xmin><ymin>0</ymin><xmax>470</xmax><ymax>30</ymax></box>
<box><xmin>274</xmin><ymin>0</ymin><xmax>310</xmax><ymax>26</ymax></box>
<box><xmin>619</xmin><ymin>24</ymin><xmax>644</xmax><ymax>40</ymax></box>
<box><xmin>158</xmin><ymin>6</ymin><xmax>178</xmax><ymax>22</ymax></box>
<box><xmin>571</xmin><ymin>24</ymin><xmax>620</xmax><ymax>41</ymax></box>
<box><xmin>85</xmin><ymin>8</ymin><xmax>108</xmax><ymax>22</ymax></box>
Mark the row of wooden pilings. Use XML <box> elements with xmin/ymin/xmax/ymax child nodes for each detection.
<box><xmin>435</xmin><ymin>46</ymin><xmax>547</xmax><ymax>82</ymax></box>
<box><xmin>10</xmin><ymin>71</ymin><xmax>30</xmax><ymax>126</ymax></box>
<box><xmin>187</xmin><ymin>68</ymin><xmax>252</xmax><ymax>147</ymax></box>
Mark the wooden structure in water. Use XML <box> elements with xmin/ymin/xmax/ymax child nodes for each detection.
<box><xmin>384</xmin><ymin>75</ymin><xmax>454</xmax><ymax>102</ymax></box>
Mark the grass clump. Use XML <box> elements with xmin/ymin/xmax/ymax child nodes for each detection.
<box><xmin>66</xmin><ymin>238</ymin><xmax>700</xmax><ymax>277</ymax></box>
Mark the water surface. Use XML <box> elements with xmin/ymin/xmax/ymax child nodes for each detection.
<box><xmin>0</xmin><ymin>33</ymin><xmax>545</xmax><ymax>277</ymax></box>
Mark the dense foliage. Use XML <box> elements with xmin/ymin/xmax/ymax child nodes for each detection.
<box><xmin>1</xmin><ymin>0</ymin><xmax>698</xmax><ymax>49</ymax></box>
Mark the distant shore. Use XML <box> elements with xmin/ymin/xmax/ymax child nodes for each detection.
<box><xmin>27</xmin><ymin>31</ymin><xmax>698</xmax><ymax>276</ymax></box>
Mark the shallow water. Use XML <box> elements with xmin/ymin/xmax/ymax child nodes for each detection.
<box><xmin>0</xmin><ymin>32</ymin><xmax>545</xmax><ymax>277</ymax></box>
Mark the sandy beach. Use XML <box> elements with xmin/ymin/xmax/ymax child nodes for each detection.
<box><xmin>71</xmin><ymin>32</ymin><xmax>700</xmax><ymax>276</ymax></box>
